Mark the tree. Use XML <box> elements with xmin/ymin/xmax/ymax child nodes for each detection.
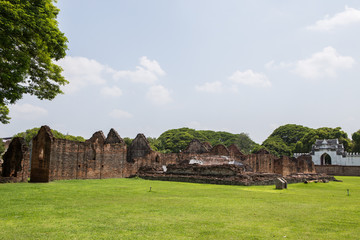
<box><xmin>156</xmin><ymin>127</ymin><xmax>257</xmax><ymax>153</ymax></box>
<box><xmin>261</xmin><ymin>124</ymin><xmax>352</xmax><ymax>156</ymax></box>
<box><xmin>352</xmin><ymin>130</ymin><xmax>360</xmax><ymax>152</ymax></box>
<box><xmin>0</xmin><ymin>0</ymin><xmax>68</xmax><ymax>123</ymax></box>
<box><xmin>0</xmin><ymin>138</ymin><xmax>5</xmax><ymax>155</ymax></box>
<box><xmin>262</xmin><ymin>135</ymin><xmax>293</xmax><ymax>157</ymax></box>
<box><xmin>123</xmin><ymin>137</ymin><xmax>133</xmax><ymax>147</ymax></box>
<box><xmin>14</xmin><ymin>127</ymin><xmax>85</xmax><ymax>145</ymax></box>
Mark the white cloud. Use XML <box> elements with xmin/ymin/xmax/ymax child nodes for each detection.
<box><xmin>139</xmin><ymin>56</ymin><xmax>165</xmax><ymax>76</ymax></box>
<box><xmin>294</xmin><ymin>46</ymin><xmax>355</xmax><ymax>79</ymax></box>
<box><xmin>58</xmin><ymin>56</ymin><xmax>113</xmax><ymax>93</ymax></box>
<box><xmin>11</xmin><ymin>103</ymin><xmax>48</xmax><ymax>120</ymax></box>
<box><xmin>195</xmin><ymin>81</ymin><xmax>223</xmax><ymax>93</ymax></box>
<box><xmin>307</xmin><ymin>6</ymin><xmax>360</xmax><ymax>31</ymax></box>
<box><xmin>265</xmin><ymin>60</ymin><xmax>293</xmax><ymax>70</ymax></box>
<box><xmin>109</xmin><ymin>109</ymin><xmax>133</xmax><ymax>119</ymax></box>
<box><xmin>229</xmin><ymin>70</ymin><xmax>271</xmax><ymax>88</ymax></box>
<box><xmin>113</xmin><ymin>56</ymin><xmax>165</xmax><ymax>84</ymax></box>
<box><xmin>100</xmin><ymin>86</ymin><xmax>123</xmax><ymax>97</ymax></box>
<box><xmin>146</xmin><ymin>85</ymin><xmax>172</xmax><ymax>105</ymax></box>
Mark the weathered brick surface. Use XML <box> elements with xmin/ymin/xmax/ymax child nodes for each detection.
<box><xmin>1</xmin><ymin>137</ymin><xmax>29</xmax><ymax>182</ymax></box>
<box><xmin>315</xmin><ymin>165</ymin><xmax>360</xmax><ymax>176</ymax></box>
<box><xmin>210</xmin><ymin>144</ymin><xmax>230</xmax><ymax>156</ymax></box>
<box><xmin>30</xmin><ymin>126</ymin><xmax>52</xmax><ymax>182</ymax></box>
<box><xmin>183</xmin><ymin>139</ymin><xmax>210</xmax><ymax>154</ymax></box>
<box><xmin>228</xmin><ymin>144</ymin><xmax>243</xmax><ymax>156</ymax></box>
<box><xmin>29</xmin><ymin>126</ymin><xmax>130</xmax><ymax>182</ymax></box>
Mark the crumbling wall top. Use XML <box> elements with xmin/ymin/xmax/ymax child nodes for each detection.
<box><xmin>202</xmin><ymin>142</ymin><xmax>212</xmax><ymax>151</ymax></box>
<box><xmin>87</xmin><ymin>131</ymin><xmax>106</xmax><ymax>145</ymax></box>
<box><xmin>105</xmin><ymin>128</ymin><xmax>124</xmax><ymax>144</ymax></box>
<box><xmin>228</xmin><ymin>144</ymin><xmax>243</xmax><ymax>156</ymax></box>
<box><xmin>255</xmin><ymin>148</ymin><xmax>270</xmax><ymax>154</ymax></box>
<box><xmin>183</xmin><ymin>139</ymin><xmax>210</xmax><ymax>154</ymax></box>
<box><xmin>127</xmin><ymin>133</ymin><xmax>152</xmax><ymax>161</ymax></box>
<box><xmin>35</xmin><ymin>125</ymin><xmax>54</xmax><ymax>142</ymax></box>
<box><xmin>210</xmin><ymin>144</ymin><xmax>230</xmax><ymax>156</ymax></box>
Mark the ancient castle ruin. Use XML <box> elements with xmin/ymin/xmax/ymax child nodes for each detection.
<box><xmin>1</xmin><ymin>125</ymin><xmax>334</xmax><ymax>185</ymax></box>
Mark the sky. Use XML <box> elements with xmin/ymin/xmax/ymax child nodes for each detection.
<box><xmin>2</xmin><ymin>0</ymin><xmax>360</xmax><ymax>143</ymax></box>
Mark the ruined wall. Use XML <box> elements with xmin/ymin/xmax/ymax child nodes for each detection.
<box><xmin>165</xmin><ymin>164</ymin><xmax>245</xmax><ymax>176</ymax></box>
<box><xmin>30</xmin><ymin>126</ymin><xmax>52</xmax><ymax>182</ymax></box>
<box><xmin>30</xmin><ymin>126</ymin><xmax>130</xmax><ymax>182</ymax></box>
<box><xmin>228</xmin><ymin>144</ymin><xmax>243</xmax><ymax>157</ymax></box>
<box><xmin>296</xmin><ymin>155</ymin><xmax>315</xmax><ymax>174</ymax></box>
<box><xmin>183</xmin><ymin>139</ymin><xmax>210</xmax><ymax>154</ymax></box>
<box><xmin>210</xmin><ymin>144</ymin><xmax>230</xmax><ymax>156</ymax></box>
<box><xmin>29</xmin><ymin>126</ymin><xmax>180</xmax><ymax>182</ymax></box>
<box><xmin>127</xmin><ymin>133</ymin><xmax>152</xmax><ymax>162</ymax></box>
<box><xmin>0</xmin><ymin>125</ymin><xmax>318</xmax><ymax>183</ymax></box>
<box><xmin>240</xmin><ymin>154</ymin><xmax>315</xmax><ymax>176</ymax></box>
<box><xmin>241</xmin><ymin>154</ymin><xmax>275</xmax><ymax>173</ymax></box>
<box><xmin>315</xmin><ymin>165</ymin><xmax>360</xmax><ymax>176</ymax></box>
<box><xmin>1</xmin><ymin>137</ymin><xmax>30</xmax><ymax>182</ymax></box>
<box><xmin>48</xmin><ymin>138</ymin><xmax>85</xmax><ymax>181</ymax></box>
<box><xmin>102</xmin><ymin>129</ymin><xmax>127</xmax><ymax>179</ymax></box>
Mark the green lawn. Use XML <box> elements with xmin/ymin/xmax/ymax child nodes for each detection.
<box><xmin>0</xmin><ymin>177</ymin><xmax>359</xmax><ymax>240</ymax></box>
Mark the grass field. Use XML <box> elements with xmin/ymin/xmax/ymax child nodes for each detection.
<box><xmin>0</xmin><ymin>177</ymin><xmax>359</xmax><ymax>240</ymax></box>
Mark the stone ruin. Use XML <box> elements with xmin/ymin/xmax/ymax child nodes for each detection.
<box><xmin>0</xmin><ymin>125</ymin><xmax>335</xmax><ymax>185</ymax></box>
<box><xmin>0</xmin><ymin>137</ymin><xmax>29</xmax><ymax>183</ymax></box>
<box><xmin>139</xmin><ymin>140</ymin><xmax>334</xmax><ymax>186</ymax></box>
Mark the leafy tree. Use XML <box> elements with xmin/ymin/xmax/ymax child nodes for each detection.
<box><xmin>234</xmin><ymin>133</ymin><xmax>257</xmax><ymax>153</ymax></box>
<box><xmin>158</xmin><ymin>129</ymin><xmax>205</xmax><ymax>153</ymax></box>
<box><xmin>0</xmin><ymin>138</ymin><xmax>5</xmax><ymax>155</ymax></box>
<box><xmin>251</xmin><ymin>144</ymin><xmax>268</xmax><ymax>154</ymax></box>
<box><xmin>14</xmin><ymin>127</ymin><xmax>85</xmax><ymax>145</ymax></box>
<box><xmin>294</xmin><ymin>141</ymin><xmax>303</xmax><ymax>153</ymax></box>
<box><xmin>262</xmin><ymin>135</ymin><xmax>293</xmax><ymax>157</ymax></box>
<box><xmin>261</xmin><ymin>124</ymin><xmax>352</xmax><ymax>156</ymax></box>
<box><xmin>156</xmin><ymin>127</ymin><xmax>256</xmax><ymax>153</ymax></box>
<box><xmin>352</xmin><ymin>130</ymin><xmax>360</xmax><ymax>152</ymax></box>
<box><xmin>0</xmin><ymin>0</ymin><xmax>68</xmax><ymax>123</ymax></box>
<box><xmin>123</xmin><ymin>137</ymin><xmax>133</xmax><ymax>147</ymax></box>
<box><xmin>0</xmin><ymin>106</ymin><xmax>10</xmax><ymax>124</ymax></box>
<box><xmin>268</xmin><ymin>124</ymin><xmax>311</xmax><ymax>145</ymax></box>
<box><xmin>300</xmin><ymin>127</ymin><xmax>351</xmax><ymax>152</ymax></box>
<box><xmin>147</xmin><ymin>137</ymin><xmax>160</xmax><ymax>151</ymax></box>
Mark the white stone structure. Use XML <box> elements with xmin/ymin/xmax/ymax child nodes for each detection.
<box><xmin>294</xmin><ymin>139</ymin><xmax>360</xmax><ymax>166</ymax></box>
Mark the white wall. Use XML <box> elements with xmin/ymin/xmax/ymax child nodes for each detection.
<box><xmin>311</xmin><ymin>150</ymin><xmax>360</xmax><ymax>166</ymax></box>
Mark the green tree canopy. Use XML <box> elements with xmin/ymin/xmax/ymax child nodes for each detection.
<box><xmin>0</xmin><ymin>138</ymin><xmax>5</xmax><ymax>155</ymax></box>
<box><xmin>0</xmin><ymin>0</ymin><xmax>68</xmax><ymax>123</ymax></box>
<box><xmin>261</xmin><ymin>124</ymin><xmax>352</xmax><ymax>157</ymax></box>
<box><xmin>14</xmin><ymin>127</ymin><xmax>85</xmax><ymax>145</ymax></box>
<box><xmin>262</xmin><ymin>135</ymin><xmax>293</xmax><ymax>157</ymax></box>
<box><xmin>352</xmin><ymin>130</ymin><xmax>360</xmax><ymax>152</ymax></box>
<box><xmin>156</xmin><ymin>128</ymin><xmax>256</xmax><ymax>153</ymax></box>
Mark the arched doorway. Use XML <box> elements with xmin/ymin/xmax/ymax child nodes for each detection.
<box><xmin>320</xmin><ymin>153</ymin><xmax>332</xmax><ymax>165</ymax></box>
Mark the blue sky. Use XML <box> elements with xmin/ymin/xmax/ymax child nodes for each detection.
<box><xmin>2</xmin><ymin>1</ymin><xmax>360</xmax><ymax>143</ymax></box>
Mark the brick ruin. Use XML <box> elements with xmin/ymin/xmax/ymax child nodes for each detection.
<box><xmin>1</xmin><ymin>125</ymin><xmax>333</xmax><ymax>185</ymax></box>
<box><xmin>28</xmin><ymin>126</ymin><xmax>176</xmax><ymax>182</ymax></box>
<box><xmin>138</xmin><ymin>140</ymin><xmax>330</xmax><ymax>186</ymax></box>
<box><xmin>0</xmin><ymin>137</ymin><xmax>30</xmax><ymax>183</ymax></box>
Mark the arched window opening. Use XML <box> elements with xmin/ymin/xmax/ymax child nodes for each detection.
<box><xmin>321</xmin><ymin>153</ymin><xmax>332</xmax><ymax>165</ymax></box>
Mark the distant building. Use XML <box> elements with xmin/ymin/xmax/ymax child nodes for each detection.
<box><xmin>294</xmin><ymin>139</ymin><xmax>360</xmax><ymax>166</ymax></box>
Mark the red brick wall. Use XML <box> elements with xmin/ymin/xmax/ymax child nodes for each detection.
<box><xmin>1</xmin><ymin>137</ymin><xmax>29</xmax><ymax>182</ymax></box>
<box><xmin>315</xmin><ymin>165</ymin><xmax>360</xmax><ymax>176</ymax></box>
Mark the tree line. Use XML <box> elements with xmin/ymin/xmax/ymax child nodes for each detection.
<box><xmin>1</xmin><ymin>125</ymin><xmax>360</xmax><ymax>157</ymax></box>
<box><xmin>259</xmin><ymin>124</ymin><xmax>360</xmax><ymax>157</ymax></box>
